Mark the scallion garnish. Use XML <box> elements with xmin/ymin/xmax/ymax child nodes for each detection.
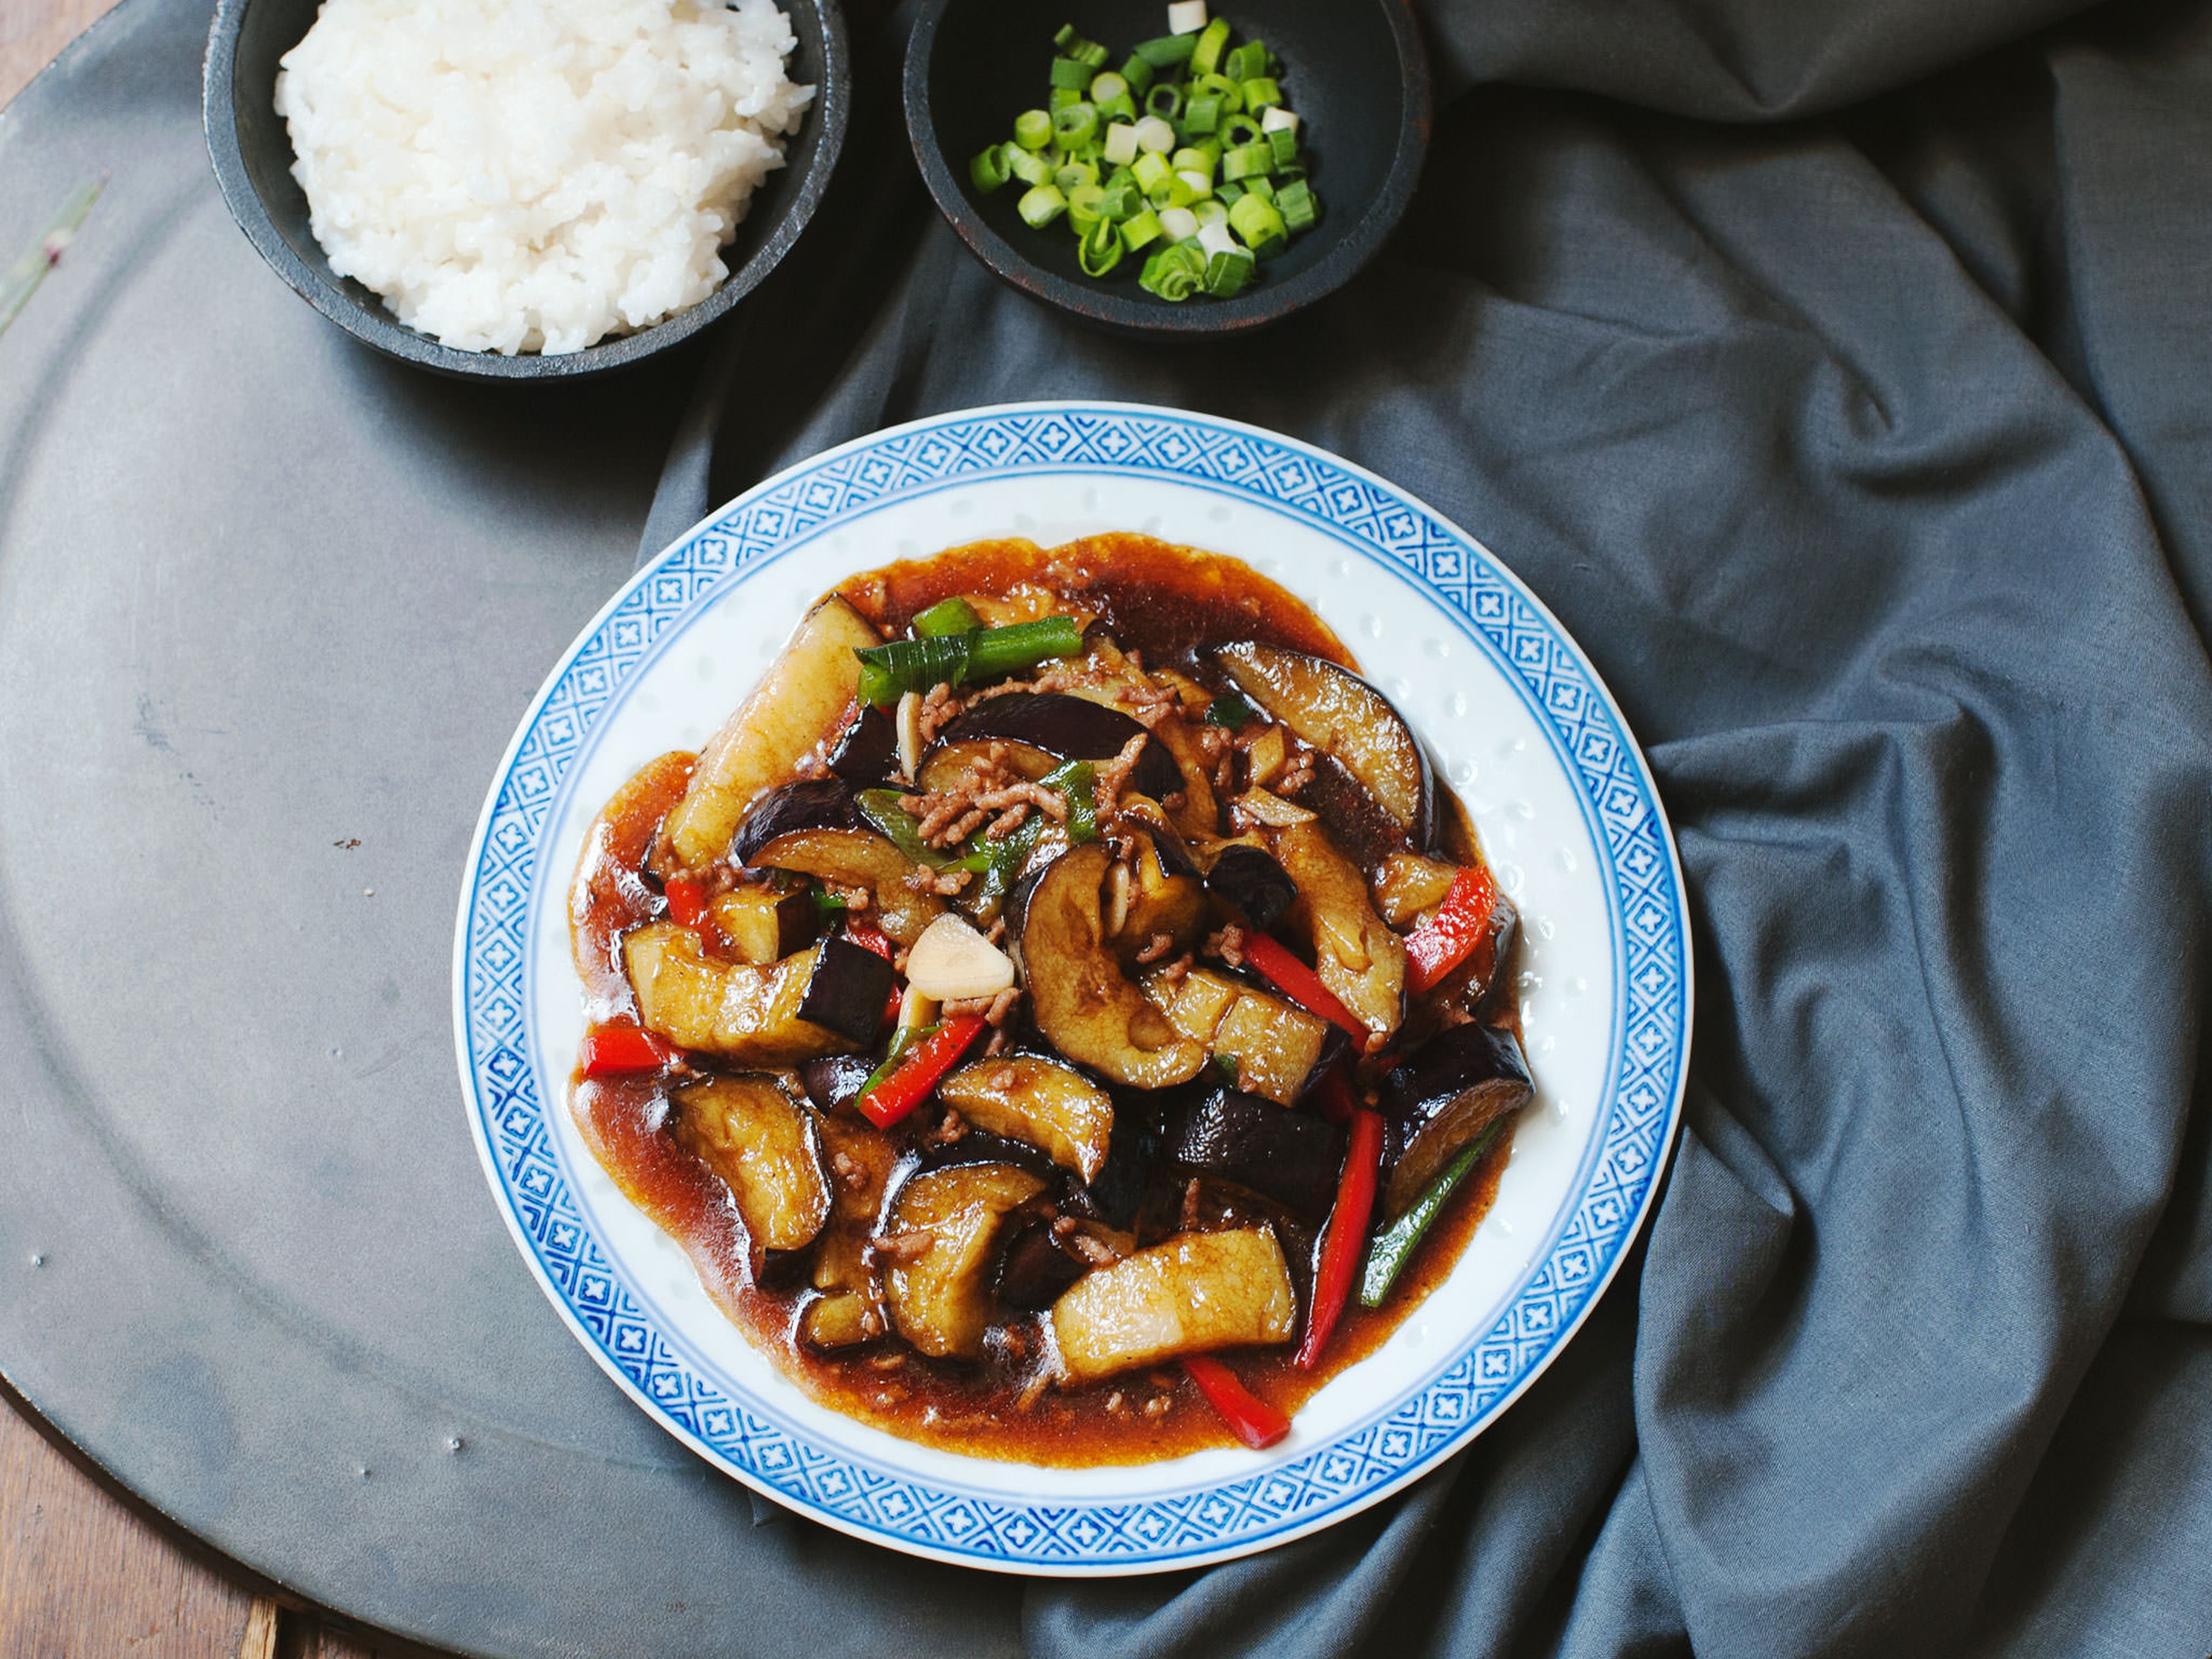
<box><xmin>967</xmin><ymin>10</ymin><xmax>1319</xmax><ymax>301</ymax></box>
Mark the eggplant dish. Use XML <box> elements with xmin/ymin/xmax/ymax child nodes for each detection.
<box><xmin>569</xmin><ymin>534</ymin><xmax>1533</xmax><ymax>1462</ymax></box>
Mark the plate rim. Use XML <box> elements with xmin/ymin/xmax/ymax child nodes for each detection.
<box><xmin>451</xmin><ymin>399</ymin><xmax>1694</xmax><ymax>1575</ymax></box>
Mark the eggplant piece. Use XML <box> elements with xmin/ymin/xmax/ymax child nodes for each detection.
<box><xmin>1301</xmin><ymin>753</ymin><xmax>1414</xmax><ymax>873</ymax></box>
<box><xmin>826</xmin><ymin>703</ymin><xmax>899</xmax><ymax>785</ymax></box>
<box><xmin>882</xmin><ymin>1163</ymin><xmax>1048</xmax><ymax>1359</ymax></box>
<box><xmin>1204</xmin><ymin>843</ymin><xmax>1297</xmax><ymax>931</ymax></box>
<box><xmin>739</xmin><ymin>821</ymin><xmax>943</xmax><ymax>945</ymax></box>
<box><xmin>1109</xmin><ymin>831</ymin><xmax>1207</xmax><ymax>956</ymax></box>
<box><xmin>918</xmin><ymin>1128</ymin><xmax>1066</xmax><ymax>1185</ymax></box>
<box><xmin>670</xmin><ymin>1075</ymin><xmax>832</xmax><ymax>1255</ymax></box>
<box><xmin>1268</xmin><ymin>820</ymin><xmax>1406</xmax><ymax>1047</ymax></box>
<box><xmin>1017</xmin><ymin>842</ymin><xmax>1207</xmax><ymax>1091</ymax></box>
<box><xmin>800</xmin><ymin>1292</ymin><xmax>876</xmax><ymax>1349</ymax></box>
<box><xmin>935</xmin><ymin>693</ymin><xmax>1183</xmax><ymax>798</ymax></box>
<box><xmin>938</xmin><ymin>1053</ymin><xmax>1115</xmax><ymax>1181</ymax></box>
<box><xmin>1142</xmin><ymin>965</ymin><xmax>1331</xmax><ymax>1107</ymax></box>
<box><xmin>729</xmin><ymin>779</ymin><xmax>870</xmax><ymax>865</ymax></box>
<box><xmin>917</xmin><ymin>737</ymin><xmax>1053</xmax><ymax>797</ymax></box>
<box><xmin>800</xmin><ymin>1052</ymin><xmax>876</xmax><ymax>1113</ymax></box>
<box><xmin>802</xmin><ymin>1114</ymin><xmax>899</xmax><ymax>1349</ymax></box>
<box><xmin>1080</xmin><ymin>1092</ymin><xmax>1162</xmax><ymax>1231</ymax></box>
<box><xmin>1050</xmin><ymin>1226</ymin><xmax>1297</xmax><ymax>1383</ymax></box>
<box><xmin>994</xmin><ymin>1221</ymin><xmax>1089</xmax><ymax>1310</ymax></box>
<box><xmin>708</xmin><ymin>885</ymin><xmax>818</xmax><ymax>964</ymax></box>
<box><xmin>1215</xmin><ymin>640</ymin><xmax>1434</xmax><ymax>851</ymax></box>
<box><xmin>661</xmin><ymin>596</ymin><xmax>884</xmax><ymax>870</ymax></box>
<box><xmin>794</xmin><ymin>935</ymin><xmax>895</xmax><ymax>1046</ymax></box>
<box><xmin>1377</xmin><ymin>1022</ymin><xmax>1534</xmax><ymax>1217</ymax></box>
<box><xmin>1161</xmin><ymin>1087</ymin><xmax>1346</xmax><ymax>1221</ymax></box>
<box><xmin>1372</xmin><ymin>851</ymin><xmax>1459</xmax><ymax>929</ymax></box>
<box><xmin>625</xmin><ymin>923</ymin><xmax>857</xmax><ymax>1063</ymax></box>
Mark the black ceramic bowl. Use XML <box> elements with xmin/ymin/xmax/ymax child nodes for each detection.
<box><xmin>905</xmin><ymin>0</ymin><xmax>1427</xmax><ymax>337</ymax></box>
<box><xmin>203</xmin><ymin>0</ymin><xmax>849</xmax><ymax>380</ymax></box>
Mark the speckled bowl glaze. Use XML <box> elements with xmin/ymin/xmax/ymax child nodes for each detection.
<box><xmin>455</xmin><ymin>403</ymin><xmax>1692</xmax><ymax>1572</ymax></box>
<box><xmin>203</xmin><ymin>0</ymin><xmax>849</xmax><ymax>380</ymax></box>
<box><xmin>904</xmin><ymin>0</ymin><xmax>1430</xmax><ymax>336</ymax></box>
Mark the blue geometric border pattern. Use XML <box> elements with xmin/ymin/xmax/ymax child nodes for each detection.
<box><xmin>455</xmin><ymin>403</ymin><xmax>1690</xmax><ymax>1571</ymax></box>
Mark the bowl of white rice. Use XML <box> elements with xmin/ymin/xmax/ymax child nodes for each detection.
<box><xmin>205</xmin><ymin>0</ymin><xmax>847</xmax><ymax>377</ymax></box>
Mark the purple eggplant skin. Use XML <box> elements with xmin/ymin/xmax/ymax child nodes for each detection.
<box><xmin>1303</xmin><ymin>753</ymin><xmax>1421</xmax><ymax>870</ymax></box>
<box><xmin>1205</xmin><ymin>843</ymin><xmax>1297</xmax><ymax>931</ymax></box>
<box><xmin>800</xmin><ymin>1053</ymin><xmax>876</xmax><ymax>1114</ymax></box>
<box><xmin>993</xmin><ymin>1218</ymin><xmax>1090</xmax><ymax>1310</ymax></box>
<box><xmin>826</xmin><ymin>704</ymin><xmax>899</xmax><ymax>786</ymax></box>
<box><xmin>795</xmin><ymin>935</ymin><xmax>895</xmax><ymax>1046</ymax></box>
<box><xmin>915</xmin><ymin>1131</ymin><xmax>1066</xmax><ymax>1187</ymax></box>
<box><xmin>1377</xmin><ymin>1022</ymin><xmax>1535</xmax><ymax>1217</ymax></box>
<box><xmin>729</xmin><ymin>779</ymin><xmax>870</xmax><ymax>866</ymax></box>
<box><xmin>1162</xmin><ymin>1086</ymin><xmax>1347</xmax><ymax>1222</ymax></box>
<box><xmin>935</xmin><ymin>693</ymin><xmax>1183</xmax><ymax>800</ymax></box>
<box><xmin>1075</xmin><ymin>1090</ymin><xmax>1164</xmax><ymax>1231</ymax></box>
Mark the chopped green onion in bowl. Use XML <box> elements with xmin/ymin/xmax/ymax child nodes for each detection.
<box><xmin>968</xmin><ymin>3</ymin><xmax>1318</xmax><ymax>303</ymax></box>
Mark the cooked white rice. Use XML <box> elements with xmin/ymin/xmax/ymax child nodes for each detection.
<box><xmin>275</xmin><ymin>0</ymin><xmax>812</xmax><ymax>355</ymax></box>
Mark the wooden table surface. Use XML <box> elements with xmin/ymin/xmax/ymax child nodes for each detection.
<box><xmin>2</xmin><ymin>5</ymin><xmax>459</xmax><ymax>1654</ymax></box>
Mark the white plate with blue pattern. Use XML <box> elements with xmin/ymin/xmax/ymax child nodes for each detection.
<box><xmin>453</xmin><ymin>402</ymin><xmax>1691</xmax><ymax>1575</ymax></box>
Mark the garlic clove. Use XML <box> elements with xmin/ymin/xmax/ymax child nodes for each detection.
<box><xmin>905</xmin><ymin>914</ymin><xmax>1016</xmax><ymax>1001</ymax></box>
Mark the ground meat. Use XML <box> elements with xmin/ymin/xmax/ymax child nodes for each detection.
<box><xmin>869</xmin><ymin>1230</ymin><xmax>937</xmax><ymax>1266</ymax></box>
<box><xmin>942</xmin><ymin>985</ymin><xmax>1022</xmax><ymax>1025</ymax></box>
<box><xmin>924</xmin><ymin>1108</ymin><xmax>968</xmax><ymax>1146</ymax></box>
<box><xmin>1134</xmin><ymin>931</ymin><xmax>1177</xmax><ymax>964</ymax></box>
<box><xmin>906</xmin><ymin>865</ymin><xmax>973</xmax><ymax>896</ymax></box>
<box><xmin>1203</xmin><ymin>924</ymin><xmax>1246</xmax><ymax>969</ymax></box>
<box><xmin>1152</xmin><ymin>950</ymin><xmax>1194</xmax><ymax>984</ymax></box>
<box><xmin>1277</xmin><ymin>745</ymin><xmax>1317</xmax><ymax>796</ymax></box>
<box><xmin>1093</xmin><ymin>732</ymin><xmax>1149</xmax><ymax>812</ymax></box>
<box><xmin>830</xmin><ymin>1150</ymin><xmax>868</xmax><ymax>1192</ymax></box>
<box><xmin>917</xmin><ymin>681</ymin><xmax>963</xmax><ymax>743</ymax></box>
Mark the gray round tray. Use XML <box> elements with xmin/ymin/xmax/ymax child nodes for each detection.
<box><xmin>0</xmin><ymin>1</ymin><xmax>1023</xmax><ymax>1649</ymax></box>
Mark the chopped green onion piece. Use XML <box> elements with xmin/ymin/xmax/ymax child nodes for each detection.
<box><xmin>1103</xmin><ymin>122</ymin><xmax>1141</xmax><ymax>167</ymax></box>
<box><xmin>1182</xmin><ymin>93</ymin><xmax>1221</xmax><ymax>135</ymax></box>
<box><xmin>1139</xmin><ymin>239</ymin><xmax>1206</xmax><ymax>300</ymax></box>
<box><xmin>1191</xmin><ymin>196</ymin><xmax>1228</xmax><ymax>229</ymax></box>
<box><xmin>1131</xmin><ymin>151</ymin><xmax>1172</xmax><ymax>194</ymax></box>
<box><xmin>1067</xmin><ymin>183</ymin><xmax>1107</xmax><ymax>230</ymax></box>
<box><xmin>1019</xmin><ymin>183</ymin><xmax>1067</xmax><ymax>229</ymax></box>
<box><xmin>1166</xmin><ymin>0</ymin><xmax>1208</xmax><ymax>32</ymax></box>
<box><xmin>1078</xmin><ymin>216</ymin><xmax>1124</xmax><ymax>276</ymax></box>
<box><xmin>853</xmin><ymin>615</ymin><xmax>1084</xmax><ymax>707</ymax></box>
<box><xmin>1241</xmin><ymin>77</ymin><xmax>1283</xmax><ymax>112</ymax></box>
<box><xmin>1174</xmin><ymin>170</ymin><xmax>1211</xmax><ymax>204</ymax></box>
<box><xmin>1120</xmin><ymin>53</ymin><xmax>1154</xmax><ymax>93</ymax></box>
<box><xmin>912</xmin><ymin>597</ymin><xmax>983</xmax><ymax>637</ymax></box>
<box><xmin>1171</xmin><ymin>146</ymin><xmax>1215</xmax><ymax>181</ymax></box>
<box><xmin>1359</xmin><ymin>1123</ymin><xmax>1505</xmax><ymax>1306</ymax></box>
<box><xmin>1221</xmin><ymin>112</ymin><xmax>1264</xmax><ymax>149</ymax></box>
<box><xmin>1205</xmin><ymin>691</ymin><xmax>1254</xmax><ymax>728</ymax></box>
<box><xmin>1228</xmin><ymin>191</ymin><xmax>1286</xmax><ymax>257</ymax></box>
<box><xmin>1007</xmin><ymin>145</ymin><xmax>1055</xmax><ymax>187</ymax></box>
<box><xmin>1048</xmin><ymin>56</ymin><xmax>1092</xmax><ymax>90</ymax></box>
<box><xmin>971</xmin><ymin>146</ymin><xmax>1012</xmax><ymax>192</ymax></box>
<box><xmin>1244</xmin><ymin>175</ymin><xmax>1276</xmax><ymax>203</ymax></box>
<box><xmin>1216</xmin><ymin>180</ymin><xmax>1245</xmax><ymax>206</ymax></box>
<box><xmin>1053</xmin><ymin>25</ymin><xmax>1109</xmax><ymax>68</ymax></box>
<box><xmin>1213</xmin><ymin>1051</ymin><xmax>1241</xmax><ymax>1085</ymax></box>
<box><xmin>1096</xmin><ymin>92</ymin><xmax>1138</xmax><ymax>124</ymax></box>
<box><xmin>1051</xmin><ymin>102</ymin><xmax>1099</xmax><ymax>148</ymax></box>
<box><xmin>1099</xmin><ymin>180</ymin><xmax>1142</xmax><ymax>221</ymax></box>
<box><xmin>1014</xmin><ymin>108</ymin><xmax>1053</xmax><ymax>150</ymax></box>
<box><xmin>1145</xmin><ymin>82</ymin><xmax>1183</xmax><ymax>120</ymax></box>
<box><xmin>1135</xmin><ymin>31</ymin><xmax>1199</xmax><ymax>65</ymax></box>
<box><xmin>1205</xmin><ymin>246</ymin><xmax>1255</xmax><ymax>297</ymax></box>
<box><xmin>1190</xmin><ymin>16</ymin><xmax>1230</xmax><ymax>75</ymax></box>
<box><xmin>1120</xmin><ymin>206</ymin><xmax>1165</xmax><ymax>249</ymax></box>
<box><xmin>1089</xmin><ymin>71</ymin><xmax>1127</xmax><ymax>104</ymax></box>
<box><xmin>1276</xmin><ymin>178</ymin><xmax>1316</xmax><ymax>233</ymax></box>
<box><xmin>808</xmin><ymin>882</ymin><xmax>849</xmax><ymax>922</ymax></box>
<box><xmin>971</xmin><ymin>815</ymin><xmax>1043</xmax><ymax>905</ymax></box>
<box><xmin>1192</xmin><ymin>71</ymin><xmax>1243</xmax><ymax>113</ymax></box>
<box><xmin>1268</xmin><ymin>126</ymin><xmax>1298</xmax><ymax>167</ymax></box>
<box><xmin>1157</xmin><ymin>204</ymin><xmax>1200</xmax><ymax>242</ymax></box>
<box><xmin>1040</xmin><ymin>760</ymin><xmax>1100</xmax><ymax>843</ymax></box>
<box><xmin>1222</xmin><ymin>40</ymin><xmax>1260</xmax><ymax>81</ymax></box>
<box><xmin>1134</xmin><ymin>115</ymin><xmax>1177</xmax><ymax>154</ymax></box>
<box><xmin>1221</xmin><ymin>141</ymin><xmax>1272</xmax><ymax>182</ymax></box>
<box><xmin>1055</xmin><ymin>160</ymin><xmax>1099</xmax><ymax>192</ymax></box>
<box><xmin>1050</xmin><ymin>85</ymin><xmax>1081</xmax><ymax>111</ymax></box>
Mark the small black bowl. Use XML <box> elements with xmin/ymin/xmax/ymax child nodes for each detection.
<box><xmin>905</xmin><ymin>0</ymin><xmax>1428</xmax><ymax>337</ymax></box>
<box><xmin>203</xmin><ymin>0</ymin><xmax>849</xmax><ymax>380</ymax></box>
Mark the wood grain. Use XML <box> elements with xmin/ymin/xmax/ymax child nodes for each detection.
<box><xmin>2</xmin><ymin>3</ymin><xmax>466</xmax><ymax>1644</ymax></box>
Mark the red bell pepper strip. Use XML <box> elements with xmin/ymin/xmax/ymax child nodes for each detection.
<box><xmin>1183</xmin><ymin>1355</ymin><xmax>1291</xmax><ymax>1449</ymax></box>
<box><xmin>1241</xmin><ymin>930</ymin><xmax>1367</xmax><ymax>1041</ymax></box>
<box><xmin>857</xmin><ymin>1014</ymin><xmax>986</xmax><ymax>1129</ymax></box>
<box><xmin>1315</xmin><ymin>1065</ymin><xmax>1357</xmax><ymax>1125</ymax></box>
<box><xmin>842</xmin><ymin>918</ymin><xmax>896</xmax><ymax>960</ymax></box>
<box><xmin>579</xmin><ymin>1022</ymin><xmax>671</xmax><ymax>1078</ymax></box>
<box><xmin>663</xmin><ymin>876</ymin><xmax>736</xmax><ymax>958</ymax></box>
<box><xmin>1296</xmin><ymin>1107</ymin><xmax>1384</xmax><ymax>1369</ymax></box>
<box><xmin>1403</xmin><ymin>866</ymin><xmax>1498</xmax><ymax>995</ymax></box>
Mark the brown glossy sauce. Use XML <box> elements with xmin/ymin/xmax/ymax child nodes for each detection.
<box><xmin>569</xmin><ymin>535</ymin><xmax>1521</xmax><ymax>1465</ymax></box>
